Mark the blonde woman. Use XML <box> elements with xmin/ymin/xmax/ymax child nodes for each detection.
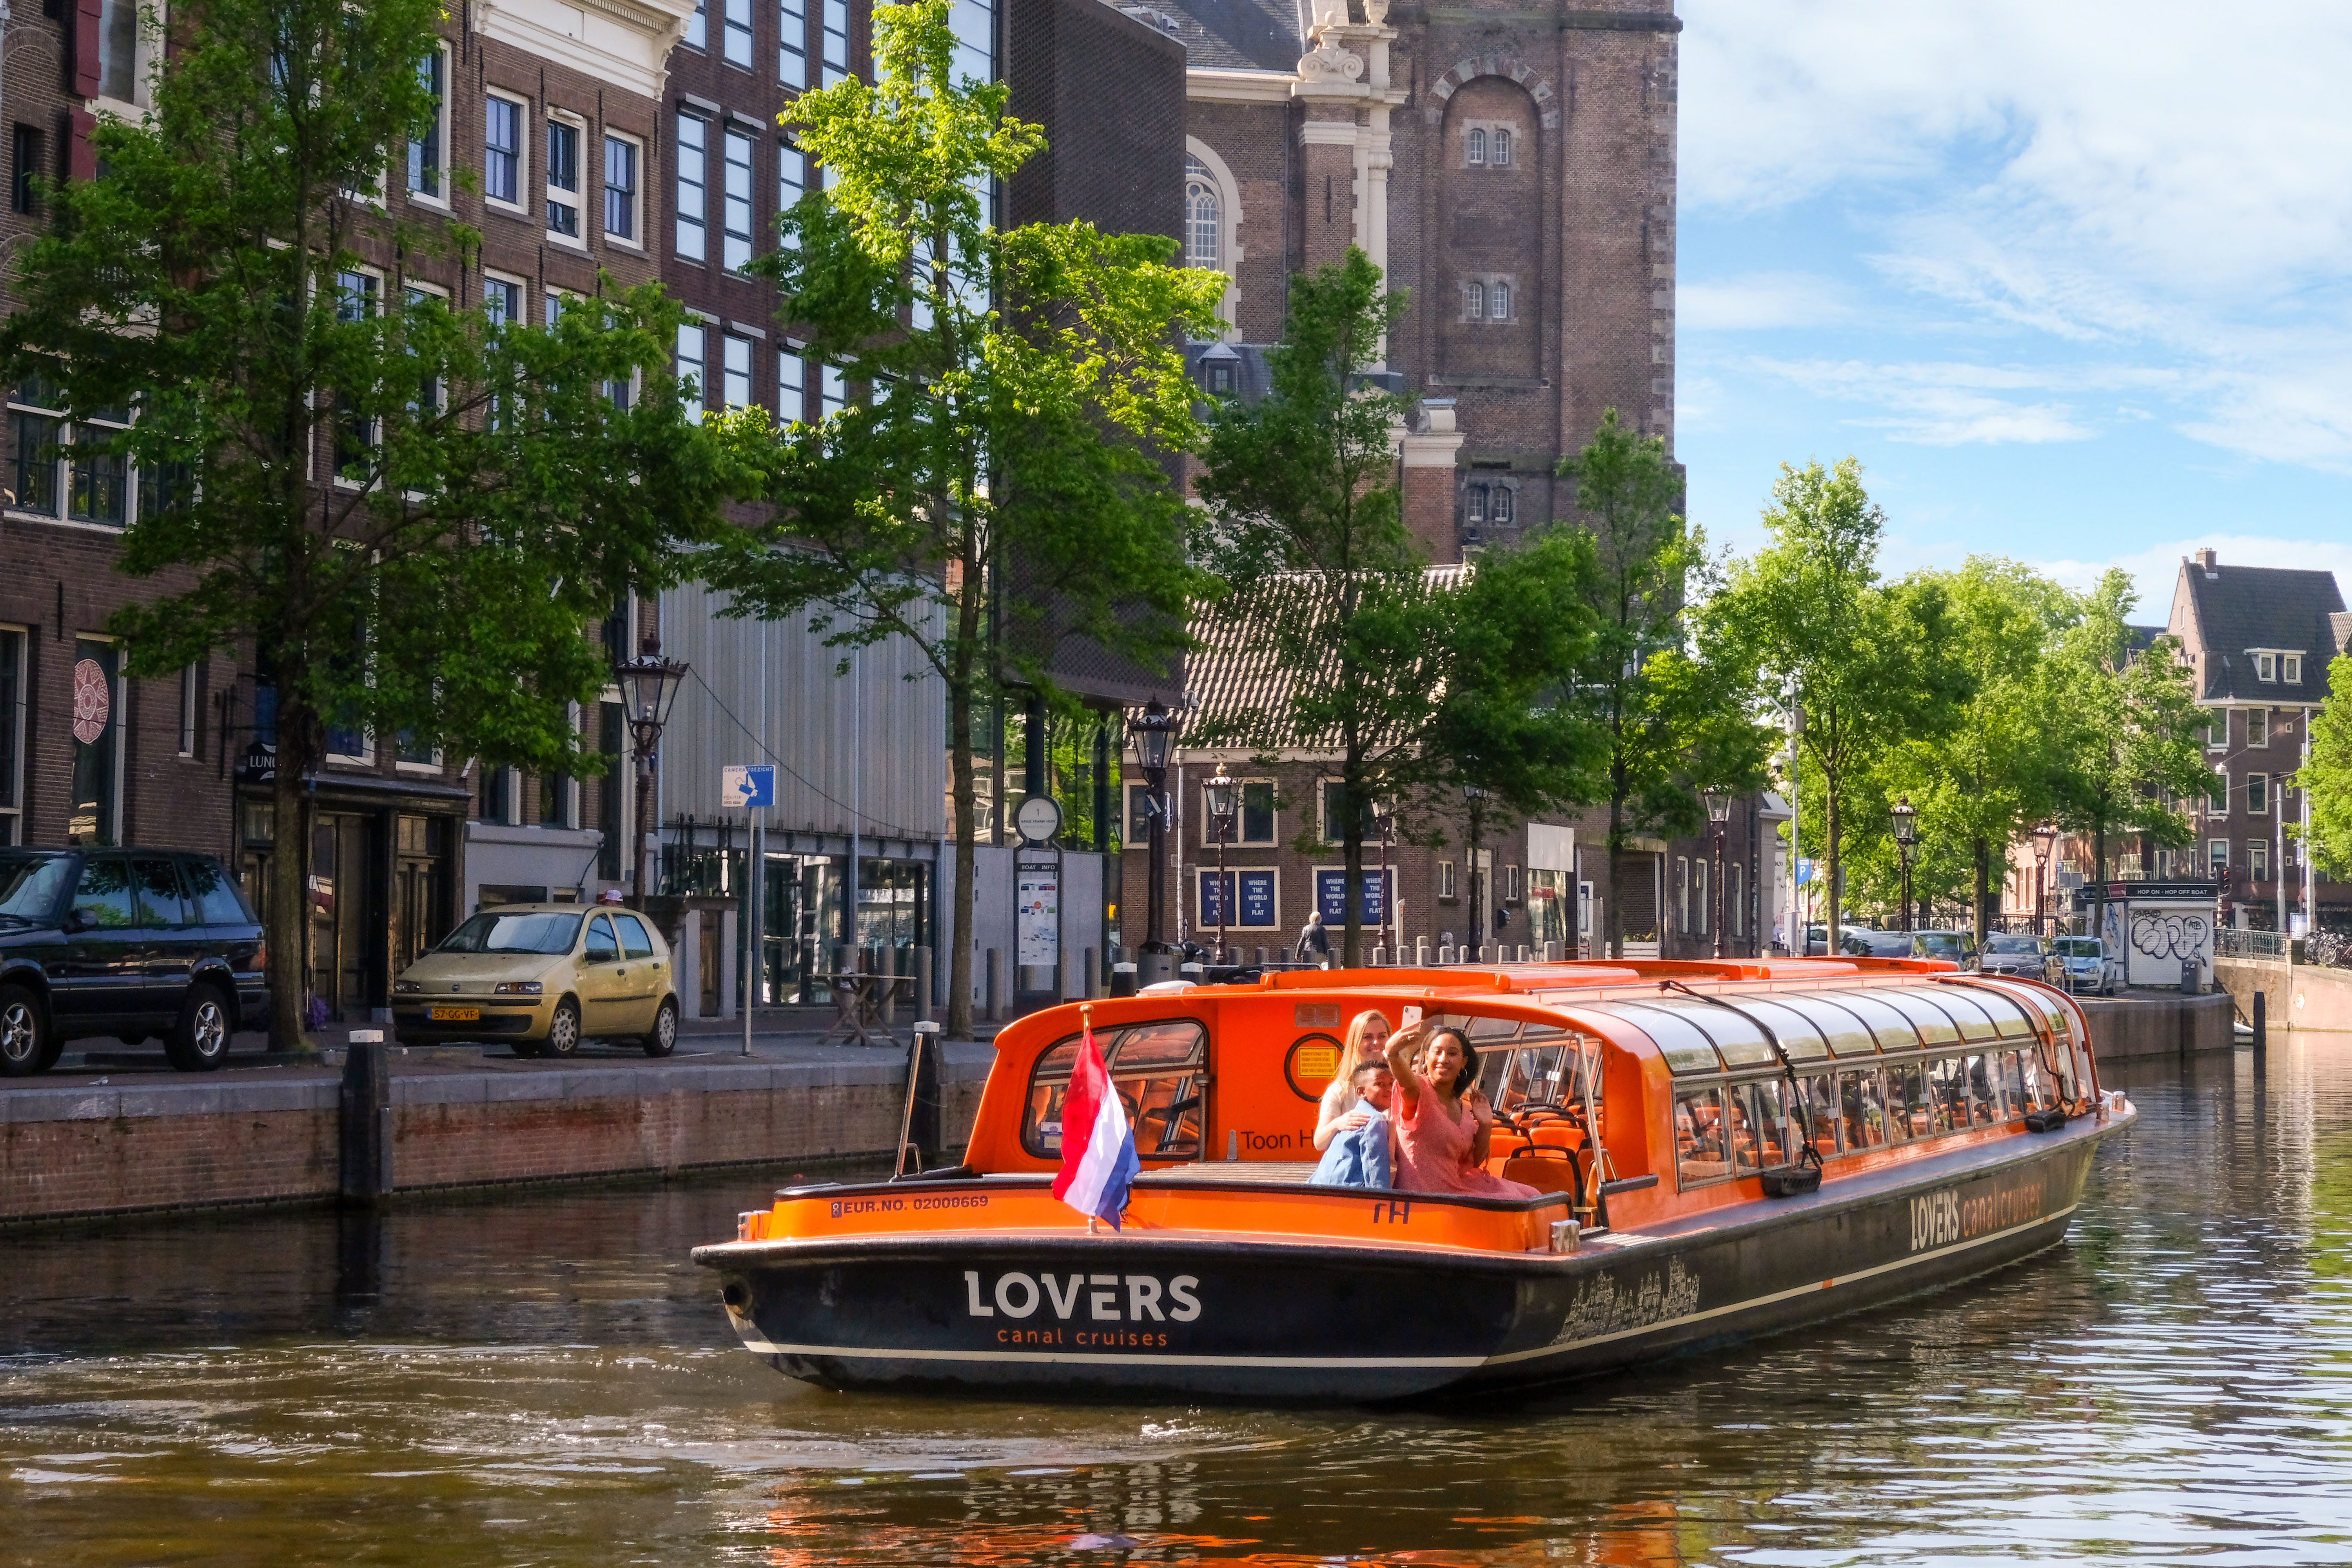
<box><xmin>1311</xmin><ymin>1009</ymin><xmax>1395</xmax><ymax>1152</ymax></box>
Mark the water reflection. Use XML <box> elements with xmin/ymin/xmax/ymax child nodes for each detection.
<box><xmin>5</xmin><ymin>1038</ymin><xmax>2352</xmax><ymax>1564</ymax></box>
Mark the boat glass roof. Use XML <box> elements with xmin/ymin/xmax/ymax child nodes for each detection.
<box><xmin>1572</xmin><ymin>1000</ymin><xmax>1723</xmax><ymax>1074</ymax></box>
<box><xmin>1924</xmin><ymin>986</ymin><xmax>2004</xmax><ymax>1042</ymax></box>
<box><xmin>1871</xmin><ymin>989</ymin><xmax>1964</xmax><ymax>1045</ymax></box>
<box><xmin>1736</xmin><ymin>998</ymin><xmax>1835</xmax><ymax>1062</ymax></box>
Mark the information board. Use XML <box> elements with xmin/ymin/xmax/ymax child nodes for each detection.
<box><xmin>1315</xmin><ymin>867</ymin><xmax>1390</xmax><ymax>925</ymax></box>
<box><xmin>1016</xmin><ymin>864</ymin><xmax>1059</xmax><ymax>966</ymax></box>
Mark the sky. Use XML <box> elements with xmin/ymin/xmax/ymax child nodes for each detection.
<box><xmin>1673</xmin><ymin>0</ymin><xmax>2352</xmax><ymax>617</ymax></box>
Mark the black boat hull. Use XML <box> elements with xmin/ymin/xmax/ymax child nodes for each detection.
<box><xmin>694</xmin><ymin>1109</ymin><xmax>2125</xmax><ymax>1401</ymax></box>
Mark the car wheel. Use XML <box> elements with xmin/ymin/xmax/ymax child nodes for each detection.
<box><xmin>641</xmin><ymin>998</ymin><xmax>679</xmax><ymax>1058</ymax></box>
<box><xmin>164</xmin><ymin>984</ymin><xmax>233</xmax><ymax>1072</ymax></box>
<box><xmin>544</xmin><ymin>998</ymin><xmax>582</xmax><ymax>1058</ymax></box>
<box><xmin>0</xmin><ymin>985</ymin><xmax>47</xmax><ymax>1078</ymax></box>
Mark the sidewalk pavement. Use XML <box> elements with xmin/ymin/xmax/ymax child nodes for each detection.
<box><xmin>27</xmin><ymin>1013</ymin><xmax>1013</xmax><ymax>1091</ymax></box>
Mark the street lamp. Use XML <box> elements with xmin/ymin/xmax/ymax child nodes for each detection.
<box><xmin>1705</xmin><ymin>787</ymin><xmax>1731</xmax><ymax>960</ymax></box>
<box><xmin>1373</xmin><ymin>797</ymin><xmax>1397</xmax><ymax>964</ymax></box>
<box><xmin>1129</xmin><ymin>698</ymin><xmax>1179</xmax><ymax>970</ymax></box>
<box><xmin>615</xmin><ymin>637</ymin><xmax>688</xmax><ymax>909</ymax></box>
<box><xmin>1205</xmin><ymin>766</ymin><xmax>1236</xmax><ymax>964</ymax></box>
<box><xmin>1891</xmin><ymin>796</ymin><xmax>1918</xmax><ymax>935</ymax></box>
<box><xmin>1462</xmin><ymin>784</ymin><xmax>1488</xmax><ymax>962</ymax></box>
<box><xmin>2030</xmin><ymin>820</ymin><xmax>2058</xmax><ymax>939</ymax></box>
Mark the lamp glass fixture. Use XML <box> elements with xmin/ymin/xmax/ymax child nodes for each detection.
<box><xmin>1205</xmin><ymin>769</ymin><xmax>1236</xmax><ymax>821</ymax></box>
<box><xmin>616</xmin><ymin>640</ymin><xmax>688</xmax><ymax>736</ymax></box>
<box><xmin>1705</xmin><ymin>788</ymin><xmax>1731</xmax><ymax>825</ymax></box>
<box><xmin>1131</xmin><ymin>698</ymin><xmax>1175</xmax><ymax>773</ymax></box>
<box><xmin>1891</xmin><ymin>796</ymin><xmax>1918</xmax><ymax>847</ymax></box>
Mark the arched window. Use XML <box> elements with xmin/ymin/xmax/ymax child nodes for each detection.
<box><xmin>1491</xmin><ymin>486</ymin><xmax>1514</xmax><ymax>526</ymax></box>
<box><xmin>1184</xmin><ymin>156</ymin><xmax>1220</xmax><ymax>271</ymax></box>
<box><xmin>1465</xmin><ymin>280</ymin><xmax>1485</xmax><ymax>320</ymax></box>
<box><xmin>1492</xmin><ymin>280</ymin><xmax>1510</xmax><ymax>320</ymax></box>
<box><xmin>1466</xmin><ymin>485</ymin><xmax>1487</xmax><ymax>524</ymax></box>
<box><xmin>1466</xmin><ymin>127</ymin><xmax>1486</xmax><ymax>165</ymax></box>
<box><xmin>1492</xmin><ymin>128</ymin><xmax>1512</xmax><ymax>167</ymax></box>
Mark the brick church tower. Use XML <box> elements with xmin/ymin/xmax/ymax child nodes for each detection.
<box><xmin>1158</xmin><ymin>0</ymin><xmax>1678</xmax><ymax>559</ymax></box>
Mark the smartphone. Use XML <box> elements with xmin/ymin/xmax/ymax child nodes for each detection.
<box><xmin>1401</xmin><ymin>1005</ymin><xmax>1423</xmax><ymax>1027</ymax></box>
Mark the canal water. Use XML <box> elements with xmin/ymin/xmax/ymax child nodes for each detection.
<box><xmin>5</xmin><ymin>1038</ymin><xmax>2350</xmax><ymax>1566</ymax></box>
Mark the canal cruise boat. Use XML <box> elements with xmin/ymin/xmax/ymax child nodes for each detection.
<box><xmin>693</xmin><ymin>957</ymin><xmax>2133</xmax><ymax>1400</ymax></box>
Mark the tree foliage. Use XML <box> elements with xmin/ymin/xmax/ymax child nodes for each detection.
<box><xmin>702</xmin><ymin>0</ymin><xmax>1225</xmax><ymax>1036</ymax></box>
<box><xmin>1706</xmin><ymin>458</ymin><xmax>1970</xmax><ymax>944</ymax></box>
<box><xmin>1194</xmin><ymin>248</ymin><xmax>1603</xmax><ymax>964</ymax></box>
<box><xmin>0</xmin><ymin>0</ymin><xmax>740</xmax><ymax>1045</ymax></box>
<box><xmin>1555</xmin><ymin>410</ymin><xmax>1768</xmax><ymax>957</ymax></box>
<box><xmin>2298</xmin><ymin>655</ymin><xmax>2352</xmax><ymax>882</ymax></box>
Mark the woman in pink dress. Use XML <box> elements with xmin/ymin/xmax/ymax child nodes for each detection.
<box><xmin>1382</xmin><ymin>1020</ymin><xmax>1538</xmax><ymax>1199</ymax></box>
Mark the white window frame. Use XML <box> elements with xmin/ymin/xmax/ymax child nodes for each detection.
<box><xmin>485</xmin><ymin>91</ymin><xmax>530</xmax><ymax>213</ymax></box>
<box><xmin>2249</xmin><ymin>840</ymin><xmax>2269</xmax><ymax>881</ymax></box>
<box><xmin>1466</xmin><ymin>126</ymin><xmax>1486</xmax><ymax>165</ymax></box>
<box><xmin>2249</xmin><ymin>772</ymin><xmax>2269</xmax><ymax>816</ymax></box>
<box><xmin>677</xmin><ymin>320</ymin><xmax>708</xmax><ymax>423</ymax></box>
<box><xmin>2249</xmin><ymin>706</ymin><xmax>2269</xmax><ymax>748</ymax></box>
<box><xmin>2211</xmin><ymin>766</ymin><xmax>2229</xmax><ymax>817</ymax></box>
<box><xmin>407</xmin><ymin>42</ymin><xmax>452</xmax><ymax>207</ymax></box>
<box><xmin>2205</xmin><ymin>711</ymin><xmax>2227</xmax><ymax>751</ymax></box>
<box><xmin>1492</xmin><ymin>126</ymin><xmax>1512</xmax><ymax>167</ymax></box>
<box><xmin>1465</xmin><ymin>279</ymin><xmax>1485</xmax><ymax>321</ymax></box>
<box><xmin>1437</xmin><ymin>859</ymin><xmax>1457</xmax><ymax>900</ymax></box>
<box><xmin>603</xmin><ymin>130</ymin><xmax>643</xmax><ymax>247</ymax></box>
<box><xmin>675</xmin><ymin>111</ymin><xmax>710</xmax><ymax>261</ymax></box>
<box><xmin>331</xmin><ymin>266</ymin><xmax>383</xmax><ymax>490</ymax></box>
<box><xmin>481</xmin><ymin>271</ymin><xmax>526</xmax><ymax>330</ymax></box>
<box><xmin>545</xmin><ymin>110</ymin><xmax>587</xmax><ymax>246</ymax></box>
<box><xmin>90</xmin><ymin>0</ymin><xmax>162</xmax><ymax>118</ymax></box>
<box><xmin>2208</xmin><ymin>838</ymin><xmax>2229</xmax><ymax>872</ymax></box>
<box><xmin>1491</xmin><ymin>278</ymin><xmax>1512</xmax><ymax>321</ymax></box>
<box><xmin>2254</xmin><ymin>651</ymin><xmax>2277</xmax><ymax>682</ymax></box>
<box><xmin>2285</xmin><ymin>653</ymin><xmax>2303</xmax><ymax>684</ymax></box>
<box><xmin>1196</xmin><ymin>864</ymin><xmax>1281</xmax><ymax>931</ymax></box>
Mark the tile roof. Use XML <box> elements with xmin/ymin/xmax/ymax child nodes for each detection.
<box><xmin>1145</xmin><ymin>0</ymin><xmax>1305</xmax><ymax>72</ymax></box>
<box><xmin>2174</xmin><ymin>558</ymin><xmax>2345</xmax><ymax>705</ymax></box>
<box><xmin>1138</xmin><ymin>565</ymin><xmax>1471</xmax><ymax>754</ymax></box>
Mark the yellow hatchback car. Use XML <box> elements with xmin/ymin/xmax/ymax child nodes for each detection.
<box><xmin>393</xmin><ymin>902</ymin><xmax>681</xmax><ymax>1057</ymax></box>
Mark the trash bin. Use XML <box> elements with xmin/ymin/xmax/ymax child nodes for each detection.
<box><xmin>1109</xmin><ymin>961</ymin><xmax>1138</xmax><ymax>997</ymax></box>
<box><xmin>2181</xmin><ymin>956</ymin><xmax>2200</xmax><ymax>995</ymax></box>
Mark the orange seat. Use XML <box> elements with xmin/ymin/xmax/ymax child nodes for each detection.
<box><xmin>1499</xmin><ymin>1151</ymin><xmax>1579</xmax><ymax>1197</ymax></box>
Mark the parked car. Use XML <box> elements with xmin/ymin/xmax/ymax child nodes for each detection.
<box><xmin>0</xmin><ymin>847</ymin><xmax>268</xmax><ymax>1076</ymax></box>
<box><xmin>1980</xmin><ymin>931</ymin><xmax>2049</xmax><ymax>980</ymax></box>
<box><xmin>1804</xmin><ymin>924</ymin><xmax>1873</xmax><ymax>956</ymax></box>
<box><xmin>393</xmin><ymin>902</ymin><xmax>680</xmax><ymax>1057</ymax></box>
<box><xmin>2053</xmin><ymin>936</ymin><xmax>2120</xmax><ymax>996</ymax></box>
<box><xmin>1910</xmin><ymin>931</ymin><xmax>1978</xmax><ymax>969</ymax></box>
<box><xmin>1839</xmin><ymin>928</ymin><xmax>1918</xmax><ymax>958</ymax></box>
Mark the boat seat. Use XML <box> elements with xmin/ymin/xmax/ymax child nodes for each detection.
<box><xmin>1498</xmin><ymin>1150</ymin><xmax>1580</xmax><ymax>1200</ymax></box>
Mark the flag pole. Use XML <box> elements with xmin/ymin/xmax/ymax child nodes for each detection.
<box><xmin>1083</xmin><ymin>1003</ymin><xmax>1097</xmax><ymax>1234</ymax></box>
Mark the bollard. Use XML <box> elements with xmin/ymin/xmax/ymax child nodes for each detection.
<box><xmin>914</xmin><ymin>945</ymin><xmax>934</xmax><ymax>1023</ymax></box>
<box><xmin>1517</xmin><ymin>944</ymin><xmax>1531</xmax><ymax>963</ymax></box>
<box><xmin>880</xmin><ymin>948</ymin><xmax>900</xmax><ymax>1025</ymax></box>
<box><xmin>1110</xmin><ymin>960</ymin><xmax>1138</xmax><ymax>997</ymax></box>
<box><xmin>1255</xmin><ymin>945</ymin><xmax>1270</xmax><ymax>967</ymax></box>
<box><xmin>1479</xmin><ymin>944</ymin><xmax>1494</xmax><ymax>965</ymax></box>
<box><xmin>1438</xmin><ymin>944</ymin><xmax>1455</xmax><ymax>965</ymax></box>
<box><xmin>1084</xmin><ymin>946</ymin><xmax>1100</xmax><ymax>1000</ymax></box>
<box><xmin>984</xmin><ymin>948</ymin><xmax>1003</xmax><ymax>1022</ymax></box>
<box><xmin>898</xmin><ymin>1022</ymin><xmax>943</xmax><ymax>1175</ymax></box>
<box><xmin>338</xmin><ymin>1029</ymin><xmax>392</xmax><ymax>1205</ymax></box>
<box><xmin>1372</xmin><ymin>945</ymin><xmax>1388</xmax><ymax>966</ymax></box>
<box><xmin>1544</xmin><ymin>940</ymin><xmax>1563</xmax><ymax>962</ymax></box>
<box><xmin>2253</xmin><ymin>991</ymin><xmax>2267</xmax><ymax>1060</ymax></box>
<box><xmin>1416</xmin><ymin>937</ymin><xmax>1431</xmax><ymax>967</ymax></box>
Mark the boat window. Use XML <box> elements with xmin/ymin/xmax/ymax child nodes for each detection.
<box><xmin>1467</xmin><ymin>1015</ymin><xmax>1522</xmax><ymax>1042</ymax></box>
<box><xmin>1885</xmin><ymin>1061</ymin><xmax>1929</xmax><ymax>1143</ymax></box>
<box><xmin>1673</xmin><ymin>1085</ymin><xmax>1728</xmax><ymax>1185</ymax></box>
<box><xmin>1839</xmin><ymin>1069</ymin><xmax>1890</xmax><ymax>1149</ymax></box>
<box><xmin>1818</xmin><ymin>991</ymin><xmax>1920</xmax><ymax>1055</ymax></box>
<box><xmin>1777</xmin><ymin>994</ymin><xmax>1887</xmax><ymax>1058</ymax></box>
<box><xmin>1925</xmin><ymin>1058</ymin><xmax>1967</xmax><ymax>1134</ymax></box>
<box><xmin>1961</xmin><ymin>1052</ymin><xmax>2001</xmax><ymax>1124</ymax></box>
<box><xmin>1586</xmin><ymin>1001</ymin><xmax>1722</xmax><ymax>1075</ymax></box>
<box><xmin>1923</xmin><ymin>987</ymin><xmax>2002</xmax><ymax>1042</ymax></box>
<box><xmin>1732</xmin><ymin>1079</ymin><xmax>1798</xmax><ymax>1173</ymax></box>
<box><xmin>1739</xmin><ymin>998</ymin><xmax>1833</xmax><ymax>1062</ymax></box>
<box><xmin>1795</xmin><ymin>1071</ymin><xmax>1842</xmax><ymax>1156</ymax></box>
<box><xmin>2014</xmin><ymin>1049</ymin><xmax>2051</xmax><ymax>1113</ymax></box>
<box><xmin>1871</xmin><ymin>989</ymin><xmax>1964</xmax><ymax>1047</ymax></box>
<box><xmin>1022</xmin><ymin>1019</ymin><xmax>1207</xmax><ymax>1160</ymax></box>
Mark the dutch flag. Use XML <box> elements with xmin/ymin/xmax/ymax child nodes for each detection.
<box><xmin>1051</xmin><ymin>1025</ymin><xmax>1140</xmax><ymax>1230</ymax></box>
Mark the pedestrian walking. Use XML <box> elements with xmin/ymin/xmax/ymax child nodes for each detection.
<box><xmin>1296</xmin><ymin>909</ymin><xmax>1332</xmax><ymax>968</ymax></box>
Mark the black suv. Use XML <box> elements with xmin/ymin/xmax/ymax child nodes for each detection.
<box><xmin>0</xmin><ymin>848</ymin><xmax>269</xmax><ymax>1076</ymax></box>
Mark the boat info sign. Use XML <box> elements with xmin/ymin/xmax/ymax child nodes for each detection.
<box><xmin>1017</xmin><ymin>859</ymin><xmax>1059</xmax><ymax>966</ymax></box>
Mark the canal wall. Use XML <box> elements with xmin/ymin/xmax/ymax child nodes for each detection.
<box><xmin>2216</xmin><ymin>958</ymin><xmax>2352</xmax><ymax>1034</ymax></box>
<box><xmin>0</xmin><ymin>1051</ymin><xmax>994</xmax><ymax>1224</ymax></box>
<box><xmin>2076</xmin><ymin>991</ymin><xmax>2234</xmax><ymax>1059</ymax></box>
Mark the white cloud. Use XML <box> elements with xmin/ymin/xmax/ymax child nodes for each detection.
<box><xmin>1740</xmin><ymin>357</ymin><xmax>2189</xmax><ymax>445</ymax></box>
<box><xmin>1680</xmin><ymin>272</ymin><xmax>1858</xmax><ymax>332</ymax></box>
<box><xmin>2025</xmin><ymin>536</ymin><xmax>2352</xmax><ymax>618</ymax></box>
<box><xmin>1677</xmin><ymin>0</ymin><xmax>2352</xmax><ymax>470</ymax></box>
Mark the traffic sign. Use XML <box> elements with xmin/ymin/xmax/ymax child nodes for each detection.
<box><xmin>722</xmin><ymin>764</ymin><xmax>775</xmax><ymax>809</ymax></box>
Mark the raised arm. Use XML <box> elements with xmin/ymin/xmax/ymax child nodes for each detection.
<box><xmin>1385</xmin><ymin>1020</ymin><xmax>1434</xmax><ymax>1110</ymax></box>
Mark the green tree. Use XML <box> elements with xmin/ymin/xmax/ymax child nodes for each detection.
<box><xmin>704</xmin><ymin>0</ymin><xmax>1224</xmax><ymax>1038</ymax></box>
<box><xmin>1195</xmin><ymin>249</ymin><xmax>1602</xmax><ymax>965</ymax></box>
<box><xmin>2303</xmin><ymin>655</ymin><xmax>2352</xmax><ymax>881</ymax></box>
<box><xmin>2047</xmin><ymin>569</ymin><xmax>2210</xmax><ymax>883</ymax></box>
<box><xmin>1708</xmin><ymin>459</ymin><xmax>1969</xmax><ymax>946</ymax></box>
<box><xmin>1555</xmin><ymin>410</ymin><xmax>1769</xmax><ymax>958</ymax></box>
<box><xmin>0</xmin><ymin>0</ymin><xmax>739</xmax><ymax>1047</ymax></box>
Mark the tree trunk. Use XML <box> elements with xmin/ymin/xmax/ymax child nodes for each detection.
<box><xmin>1606</xmin><ymin>793</ymin><xmax>1626</xmax><ymax>961</ymax></box>
<box><xmin>267</xmin><ymin>704</ymin><xmax>312</xmax><ymax>1053</ymax></box>
<box><xmin>1822</xmin><ymin>773</ymin><xmax>1842</xmax><ymax>951</ymax></box>
<box><xmin>1972</xmin><ymin>835</ymin><xmax>1991</xmax><ymax>946</ymax></box>
<box><xmin>1342</xmin><ymin>808</ymin><xmax>1363</xmax><ymax>968</ymax></box>
<box><xmin>2094</xmin><ymin>822</ymin><xmax>2107</xmax><ymax>886</ymax></box>
<box><xmin>946</xmin><ymin>678</ymin><xmax>976</xmax><ymax>1040</ymax></box>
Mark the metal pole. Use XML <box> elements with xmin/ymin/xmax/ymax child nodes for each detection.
<box><xmin>848</xmin><ymin>645</ymin><xmax>861</xmax><ymax>964</ymax></box>
<box><xmin>2276</xmin><ymin>774</ymin><xmax>2287</xmax><ymax>941</ymax></box>
<box><xmin>1711</xmin><ymin>822</ymin><xmax>1725</xmax><ymax>959</ymax></box>
<box><xmin>1214</xmin><ymin>820</ymin><xmax>1227</xmax><ymax>964</ymax></box>
<box><xmin>1143</xmin><ymin>766</ymin><xmax>1166</xmax><ymax>950</ymax></box>
<box><xmin>633</xmin><ymin>760</ymin><xmax>653</xmax><ymax>908</ymax></box>
<box><xmin>742</xmin><ymin>817</ymin><xmax>758</xmax><ymax>1056</ymax></box>
<box><xmin>1786</xmin><ymin>699</ymin><xmax>1801</xmax><ymax>956</ymax></box>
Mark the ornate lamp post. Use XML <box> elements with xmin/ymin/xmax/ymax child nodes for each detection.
<box><xmin>2031</xmin><ymin>820</ymin><xmax>2058</xmax><ymax>939</ymax></box>
<box><xmin>1705</xmin><ymin>787</ymin><xmax>1731</xmax><ymax>959</ymax></box>
<box><xmin>1891</xmin><ymin>796</ymin><xmax>1918</xmax><ymax>934</ymax></box>
<box><xmin>1462</xmin><ymin>784</ymin><xmax>1488</xmax><ymax>960</ymax></box>
<box><xmin>1205</xmin><ymin>766</ymin><xmax>1236</xmax><ymax>964</ymax></box>
<box><xmin>615</xmin><ymin>637</ymin><xmax>688</xmax><ymax>909</ymax></box>
<box><xmin>1129</xmin><ymin>699</ymin><xmax>1179</xmax><ymax>968</ymax></box>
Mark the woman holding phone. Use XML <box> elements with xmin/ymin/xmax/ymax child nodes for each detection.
<box><xmin>1383</xmin><ymin>1019</ymin><xmax>1538</xmax><ymax>1199</ymax></box>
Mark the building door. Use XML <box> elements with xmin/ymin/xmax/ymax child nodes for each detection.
<box><xmin>308</xmin><ymin>814</ymin><xmax>377</xmax><ymax>1022</ymax></box>
<box><xmin>391</xmin><ymin>815</ymin><xmax>448</xmax><ymax>976</ymax></box>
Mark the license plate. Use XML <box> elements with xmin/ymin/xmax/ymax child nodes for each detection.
<box><xmin>428</xmin><ymin>1005</ymin><xmax>480</xmax><ymax>1022</ymax></box>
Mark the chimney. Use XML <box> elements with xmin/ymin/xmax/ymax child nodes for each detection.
<box><xmin>2195</xmin><ymin>547</ymin><xmax>2218</xmax><ymax>577</ymax></box>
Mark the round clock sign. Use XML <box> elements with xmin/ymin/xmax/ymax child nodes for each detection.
<box><xmin>1015</xmin><ymin>794</ymin><xmax>1063</xmax><ymax>845</ymax></box>
<box><xmin>71</xmin><ymin>659</ymin><xmax>111</xmax><ymax>745</ymax></box>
